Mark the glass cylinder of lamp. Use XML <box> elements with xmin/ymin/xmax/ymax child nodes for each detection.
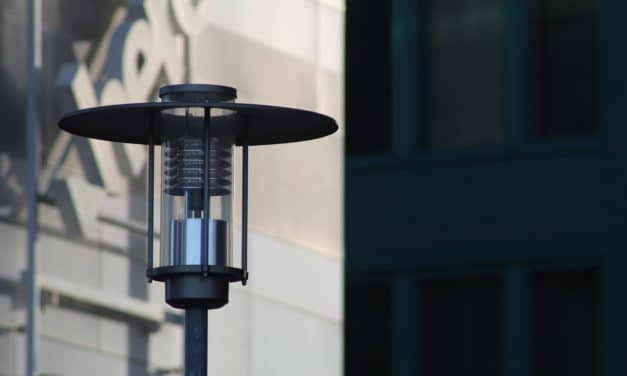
<box><xmin>158</xmin><ymin>105</ymin><xmax>236</xmax><ymax>269</ymax></box>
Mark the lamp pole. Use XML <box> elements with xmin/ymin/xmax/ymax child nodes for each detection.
<box><xmin>185</xmin><ymin>308</ymin><xmax>208</xmax><ymax>375</ymax></box>
<box><xmin>26</xmin><ymin>0</ymin><xmax>41</xmax><ymax>375</ymax></box>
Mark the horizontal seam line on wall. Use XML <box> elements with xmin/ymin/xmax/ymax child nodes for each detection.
<box><xmin>232</xmin><ymin>287</ymin><xmax>342</xmax><ymax>324</ymax></box>
<box><xmin>39</xmin><ymin>332</ymin><xmax>170</xmax><ymax>369</ymax></box>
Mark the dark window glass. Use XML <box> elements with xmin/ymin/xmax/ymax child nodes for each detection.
<box><xmin>420</xmin><ymin>0</ymin><xmax>504</xmax><ymax>150</ymax></box>
<box><xmin>346</xmin><ymin>0</ymin><xmax>391</xmax><ymax>155</ymax></box>
<box><xmin>529</xmin><ymin>0</ymin><xmax>598</xmax><ymax>138</ymax></box>
<box><xmin>345</xmin><ymin>282</ymin><xmax>390</xmax><ymax>376</ymax></box>
<box><xmin>420</xmin><ymin>276</ymin><xmax>502</xmax><ymax>376</ymax></box>
<box><xmin>531</xmin><ymin>268</ymin><xmax>599</xmax><ymax>376</ymax></box>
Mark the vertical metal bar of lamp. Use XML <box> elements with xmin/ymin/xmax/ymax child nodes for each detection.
<box><xmin>26</xmin><ymin>0</ymin><xmax>41</xmax><ymax>374</ymax></box>
<box><xmin>241</xmin><ymin>120</ymin><xmax>249</xmax><ymax>285</ymax></box>
<box><xmin>146</xmin><ymin>115</ymin><xmax>155</xmax><ymax>282</ymax></box>
<box><xmin>201</xmin><ymin>108</ymin><xmax>210</xmax><ymax>276</ymax></box>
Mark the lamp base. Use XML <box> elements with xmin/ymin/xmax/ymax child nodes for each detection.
<box><xmin>165</xmin><ymin>274</ymin><xmax>229</xmax><ymax>309</ymax></box>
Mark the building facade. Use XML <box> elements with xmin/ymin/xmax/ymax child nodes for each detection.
<box><xmin>0</xmin><ymin>1</ymin><xmax>344</xmax><ymax>375</ymax></box>
<box><xmin>345</xmin><ymin>0</ymin><xmax>623</xmax><ymax>375</ymax></box>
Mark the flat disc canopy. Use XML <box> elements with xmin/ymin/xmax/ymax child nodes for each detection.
<box><xmin>58</xmin><ymin>101</ymin><xmax>338</xmax><ymax>146</ymax></box>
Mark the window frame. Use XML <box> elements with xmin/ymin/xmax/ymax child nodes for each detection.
<box><xmin>346</xmin><ymin>258</ymin><xmax>600</xmax><ymax>376</ymax></box>
<box><xmin>346</xmin><ymin>0</ymin><xmax>603</xmax><ymax>167</ymax></box>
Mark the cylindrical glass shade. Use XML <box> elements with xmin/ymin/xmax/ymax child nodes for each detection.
<box><xmin>159</xmin><ymin>107</ymin><xmax>236</xmax><ymax>268</ymax></box>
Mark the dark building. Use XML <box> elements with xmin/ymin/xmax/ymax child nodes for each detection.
<box><xmin>344</xmin><ymin>1</ymin><xmax>622</xmax><ymax>375</ymax></box>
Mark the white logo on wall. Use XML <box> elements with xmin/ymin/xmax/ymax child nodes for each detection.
<box><xmin>45</xmin><ymin>0</ymin><xmax>214</xmax><ymax>238</ymax></box>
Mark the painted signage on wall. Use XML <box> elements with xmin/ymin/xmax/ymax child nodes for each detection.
<box><xmin>44</xmin><ymin>0</ymin><xmax>216</xmax><ymax>237</ymax></box>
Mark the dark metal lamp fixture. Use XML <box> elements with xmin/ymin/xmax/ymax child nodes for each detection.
<box><xmin>58</xmin><ymin>84</ymin><xmax>337</xmax><ymax>375</ymax></box>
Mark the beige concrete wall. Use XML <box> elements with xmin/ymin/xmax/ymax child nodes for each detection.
<box><xmin>0</xmin><ymin>1</ymin><xmax>345</xmax><ymax>375</ymax></box>
<box><xmin>191</xmin><ymin>9</ymin><xmax>345</xmax><ymax>257</ymax></box>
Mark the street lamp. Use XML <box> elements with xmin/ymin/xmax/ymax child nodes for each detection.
<box><xmin>58</xmin><ymin>84</ymin><xmax>338</xmax><ymax>375</ymax></box>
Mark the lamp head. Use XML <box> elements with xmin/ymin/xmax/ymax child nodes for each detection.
<box><xmin>58</xmin><ymin>83</ymin><xmax>338</xmax><ymax>310</ymax></box>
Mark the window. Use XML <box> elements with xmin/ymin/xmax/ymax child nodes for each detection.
<box><xmin>346</xmin><ymin>0</ymin><xmax>599</xmax><ymax>158</ymax></box>
<box><xmin>345</xmin><ymin>0</ymin><xmax>391</xmax><ymax>155</ymax></box>
<box><xmin>420</xmin><ymin>0</ymin><xmax>504</xmax><ymax>150</ymax></box>
<box><xmin>531</xmin><ymin>268</ymin><xmax>599</xmax><ymax>376</ymax></box>
<box><xmin>420</xmin><ymin>276</ymin><xmax>502</xmax><ymax>376</ymax></box>
<box><xmin>345</xmin><ymin>282</ymin><xmax>390</xmax><ymax>376</ymax></box>
<box><xmin>529</xmin><ymin>0</ymin><xmax>599</xmax><ymax>138</ymax></box>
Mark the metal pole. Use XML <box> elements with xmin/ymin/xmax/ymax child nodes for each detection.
<box><xmin>26</xmin><ymin>0</ymin><xmax>41</xmax><ymax>375</ymax></box>
<box><xmin>184</xmin><ymin>308</ymin><xmax>208</xmax><ymax>376</ymax></box>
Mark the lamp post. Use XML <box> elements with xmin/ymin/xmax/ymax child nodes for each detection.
<box><xmin>58</xmin><ymin>84</ymin><xmax>338</xmax><ymax>376</ymax></box>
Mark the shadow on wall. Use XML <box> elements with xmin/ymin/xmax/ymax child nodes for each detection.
<box><xmin>0</xmin><ymin>0</ymin><xmax>27</xmax><ymax>219</ymax></box>
<box><xmin>52</xmin><ymin>1</ymin><xmax>151</xmax><ymax>375</ymax></box>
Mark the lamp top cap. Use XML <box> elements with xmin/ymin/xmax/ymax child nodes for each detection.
<box><xmin>59</xmin><ymin>83</ymin><xmax>338</xmax><ymax>146</ymax></box>
<box><xmin>159</xmin><ymin>84</ymin><xmax>237</xmax><ymax>103</ymax></box>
